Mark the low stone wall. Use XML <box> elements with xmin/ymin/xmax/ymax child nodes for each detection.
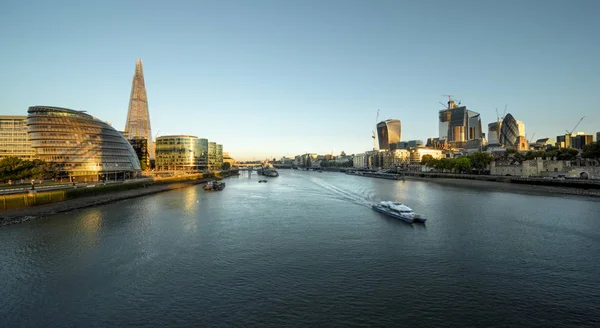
<box><xmin>0</xmin><ymin>170</ymin><xmax>237</xmax><ymax>212</ymax></box>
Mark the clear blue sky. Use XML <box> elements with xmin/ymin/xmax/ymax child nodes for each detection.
<box><xmin>1</xmin><ymin>0</ymin><xmax>599</xmax><ymax>161</ymax></box>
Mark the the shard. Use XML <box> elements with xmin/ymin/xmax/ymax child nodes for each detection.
<box><xmin>124</xmin><ymin>58</ymin><xmax>153</xmax><ymax>158</ymax></box>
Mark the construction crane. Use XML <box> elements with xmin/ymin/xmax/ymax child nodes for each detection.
<box><xmin>441</xmin><ymin>94</ymin><xmax>455</xmax><ymax>102</ymax></box>
<box><xmin>565</xmin><ymin>116</ymin><xmax>585</xmax><ymax>135</ymax></box>
<box><xmin>528</xmin><ymin>133</ymin><xmax>536</xmax><ymax>144</ymax></box>
<box><xmin>372</xmin><ymin>109</ymin><xmax>379</xmax><ymax>150</ymax></box>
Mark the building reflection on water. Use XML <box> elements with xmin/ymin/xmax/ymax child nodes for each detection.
<box><xmin>76</xmin><ymin>208</ymin><xmax>104</xmax><ymax>248</ymax></box>
<box><xmin>182</xmin><ymin>187</ymin><xmax>199</xmax><ymax>232</ymax></box>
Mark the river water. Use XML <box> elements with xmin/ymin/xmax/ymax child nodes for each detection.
<box><xmin>1</xmin><ymin>170</ymin><xmax>600</xmax><ymax>327</ymax></box>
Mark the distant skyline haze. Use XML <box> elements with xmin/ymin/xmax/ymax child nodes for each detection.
<box><xmin>1</xmin><ymin>0</ymin><xmax>599</xmax><ymax>160</ymax></box>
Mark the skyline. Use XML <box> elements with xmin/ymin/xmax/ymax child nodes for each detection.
<box><xmin>1</xmin><ymin>0</ymin><xmax>599</xmax><ymax>160</ymax></box>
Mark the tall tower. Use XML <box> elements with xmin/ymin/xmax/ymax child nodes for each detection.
<box><xmin>376</xmin><ymin>119</ymin><xmax>402</xmax><ymax>150</ymax></box>
<box><xmin>125</xmin><ymin>59</ymin><xmax>153</xmax><ymax>159</ymax></box>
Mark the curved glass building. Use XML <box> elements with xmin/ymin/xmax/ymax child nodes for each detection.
<box><xmin>27</xmin><ymin>106</ymin><xmax>141</xmax><ymax>182</ymax></box>
<box><xmin>376</xmin><ymin>119</ymin><xmax>402</xmax><ymax>150</ymax></box>
<box><xmin>499</xmin><ymin>113</ymin><xmax>519</xmax><ymax>148</ymax></box>
<box><xmin>155</xmin><ymin>135</ymin><xmax>208</xmax><ymax>171</ymax></box>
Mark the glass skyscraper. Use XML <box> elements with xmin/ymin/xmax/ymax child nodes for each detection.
<box><xmin>124</xmin><ymin>59</ymin><xmax>153</xmax><ymax>159</ymax></box>
<box><xmin>0</xmin><ymin>115</ymin><xmax>35</xmax><ymax>160</ymax></box>
<box><xmin>499</xmin><ymin>113</ymin><xmax>522</xmax><ymax>148</ymax></box>
<box><xmin>376</xmin><ymin>119</ymin><xmax>402</xmax><ymax>150</ymax></box>
<box><xmin>27</xmin><ymin>106</ymin><xmax>141</xmax><ymax>182</ymax></box>
<box><xmin>438</xmin><ymin>100</ymin><xmax>482</xmax><ymax>148</ymax></box>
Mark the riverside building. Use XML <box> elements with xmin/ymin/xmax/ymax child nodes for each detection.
<box><xmin>0</xmin><ymin>115</ymin><xmax>35</xmax><ymax>160</ymax></box>
<box><xmin>155</xmin><ymin>135</ymin><xmax>209</xmax><ymax>171</ymax></box>
<box><xmin>27</xmin><ymin>106</ymin><xmax>141</xmax><ymax>182</ymax></box>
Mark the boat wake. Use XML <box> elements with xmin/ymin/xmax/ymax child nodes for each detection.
<box><xmin>310</xmin><ymin>177</ymin><xmax>373</xmax><ymax>208</ymax></box>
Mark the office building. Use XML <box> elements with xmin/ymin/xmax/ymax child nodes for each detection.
<box><xmin>499</xmin><ymin>113</ymin><xmax>525</xmax><ymax>148</ymax></box>
<box><xmin>27</xmin><ymin>106</ymin><xmax>141</xmax><ymax>182</ymax></box>
<box><xmin>216</xmin><ymin>144</ymin><xmax>223</xmax><ymax>169</ymax></box>
<box><xmin>596</xmin><ymin>132</ymin><xmax>600</xmax><ymax>142</ymax></box>
<box><xmin>533</xmin><ymin>138</ymin><xmax>555</xmax><ymax>150</ymax></box>
<box><xmin>397</xmin><ymin>140</ymin><xmax>424</xmax><ymax>149</ymax></box>
<box><xmin>155</xmin><ymin>135</ymin><xmax>209</xmax><ymax>171</ymax></box>
<box><xmin>376</xmin><ymin>119</ymin><xmax>402</xmax><ymax>150</ymax></box>
<box><xmin>124</xmin><ymin>59</ymin><xmax>153</xmax><ymax>159</ymax></box>
<box><xmin>438</xmin><ymin>99</ymin><xmax>482</xmax><ymax>148</ymax></box>
<box><xmin>223</xmin><ymin>152</ymin><xmax>235</xmax><ymax>167</ymax></box>
<box><xmin>487</xmin><ymin>121</ymin><xmax>501</xmax><ymax>146</ymax></box>
<box><xmin>127</xmin><ymin>137</ymin><xmax>151</xmax><ymax>170</ymax></box>
<box><xmin>0</xmin><ymin>115</ymin><xmax>35</xmax><ymax>160</ymax></box>
<box><xmin>572</xmin><ymin>134</ymin><xmax>593</xmax><ymax>150</ymax></box>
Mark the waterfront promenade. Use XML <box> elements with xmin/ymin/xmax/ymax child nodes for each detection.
<box><xmin>0</xmin><ymin>171</ymin><xmax>237</xmax><ymax>227</ymax></box>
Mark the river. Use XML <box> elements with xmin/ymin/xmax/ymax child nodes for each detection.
<box><xmin>1</xmin><ymin>170</ymin><xmax>599</xmax><ymax>327</ymax></box>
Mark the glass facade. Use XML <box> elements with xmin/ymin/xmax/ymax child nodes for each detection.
<box><xmin>499</xmin><ymin>114</ymin><xmax>520</xmax><ymax>148</ymax></box>
<box><xmin>0</xmin><ymin>116</ymin><xmax>35</xmax><ymax>160</ymax></box>
<box><xmin>124</xmin><ymin>59</ymin><xmax>154</xmax><ymax>159</ymax></box>
<box><xmin>155</xmin><ymin>135</ymin><xmax>209</xmax><ymax>171</ymax></box>
<box><xmin>216</xmin><ymin>144</ymin><xmax>223</xmax><ymax>169</ymax></box>
<box><xmin>128</xmin><ymin>137</ymin><xmax>150</xmax><ymax>170</ymax></box>
<box><xmin>27</xmin><ymin>106</ymin><xmax>141</xmax><ymax>181</ymax></box>
<box><xmin>376</xmin><ymin>119</ymin><xmax>402</xmax><ymax>150</ymax></box>
<box><xmin>487</xmin><ymin>122</ymin><xmax>501</xmax><ymax>146</ymax></box>
<box><xmin>208</xmin><ymin>142</ymin><xmax>217</xmax><ymax>170</ymax></box>
<box><xmin>438</xmin><ymin>101</ymin><xmax>482</xmax><ymax>148</ymax></box>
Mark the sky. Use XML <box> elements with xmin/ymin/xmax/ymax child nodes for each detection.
<box><xmin>1</xmin><ymin>0</ymin><xmax>599</xmax><ymax>161</ymax></box>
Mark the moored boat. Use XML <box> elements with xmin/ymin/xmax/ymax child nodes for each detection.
<box><xmin>204</xmin><ymin>180</ymin><xmax>226</xmax><ymax>191</ymax></box>
<box><xmin>371</xmin><ymin>201</ymin><xmax>426</xmax><ymax>223</ymax></box>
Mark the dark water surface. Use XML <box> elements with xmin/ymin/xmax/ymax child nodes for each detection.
<box><xmin>2</xmin><ymin>171</ymin><xmax>600</xmax><ymax>327</ymax></box>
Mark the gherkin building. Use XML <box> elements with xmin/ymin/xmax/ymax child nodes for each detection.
<box><xmin>499</xmin><ymin>113</ymin><xmax>519</xmax><ymax>148</ymax></box>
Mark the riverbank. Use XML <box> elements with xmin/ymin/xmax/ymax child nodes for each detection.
<box><xmin>404</xmin><ymin>176</ymin><xmax>600</xmax><ymax>198</ymax></box>
<box><xmin>0</xmin><ymin>174</ymin><xmax>233</xmax><ymax>227</ymax></box>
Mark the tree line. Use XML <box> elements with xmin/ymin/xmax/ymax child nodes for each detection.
<box><xmin>420</xmin><ymin>152</ymin><xmax>494</xmax><ymax>174</ymax></box>
<box><xmin>0</xmin><ymin>157</ymin><xmax>59</xmax><ymax>183</ymax></box>
<box><xmin>420</xmin><ymin>142</ymin><xmax>600</xmax><ymax>174</ymax></box>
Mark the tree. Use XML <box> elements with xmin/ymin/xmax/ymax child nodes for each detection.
<box><xmin>421</xmin><ymin>154</ymin><xmax>435</xmax><ymax>166</ymax></box>
<box><xmin>468</xmin><ymin>152</ymin><xmax>493</xmax><ymax>173</ymax></box>
<box><xmin>221</xmin><ymin>162</ymin><xmax>231</xmax><ymax>170</ymax></box>
<box><xmin>453</xmin><ymin>157</ymin><xmax>472</xmax><ymax>173</ymax></box>
<box><xmin>582</xmin><ymin>142</ymin><xmax>600</xmax><ymax>160</ymax></box>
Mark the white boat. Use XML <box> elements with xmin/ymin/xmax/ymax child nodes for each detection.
<box><xmin>371</xmin><ymin>201</ymin><xmax>426</xmax><ymax>223</ymax></box>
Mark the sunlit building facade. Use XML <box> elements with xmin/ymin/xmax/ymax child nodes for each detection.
<box><xmin>124</xmin><ymin>59</ymin><xmax>153</xmax><ymax>159</ymax></box>
<box><xmin>515</xmin><ymin>136</ymin><xmax>529</xmax><ymax>151</ymax></box>
<box><xmin>487</xmin><ymin>121</ymin><xmax>501</xmax><ymax>146</ymax></box>
<box><xmin>0</xmin><ymin>115</ymin><xmax>35</xmax><ymax>160</ymax></box>
<box><xmin>208</xmin><ymin>142</ymin><xmax>217</xmax><ymax>170</ymax></box>
<box><xmin>572</xmin><ymin>134</ymin><xmax>593</xmax><ymax>150</ymax></box>
<box><xmin>376</xmin><ymin>119</ymin><xmax>402</xmax><ymax>150</ymax></box>
<box><xmin>27</xmin><ymin>106</ymin><xmax>141</xmax><ymax>182</ymax></box>
<box><xmin>216</xmin><ymin>144</ymin><xmax>223</xmax><ymax>169</ymax></box>
<box><xmin>223</xmin><ymin>152</ymin><xmax>235</xmax><ymax>167</ymax></box>
<box><xmin>155</xmin><ymin>135</ymin><xmax>209</xmax><ymax>171</ymax></box>
<box><xmin>438</xmin><ymin>100</ymin><xmax>482</xmax><ymax>148</ymax></box>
